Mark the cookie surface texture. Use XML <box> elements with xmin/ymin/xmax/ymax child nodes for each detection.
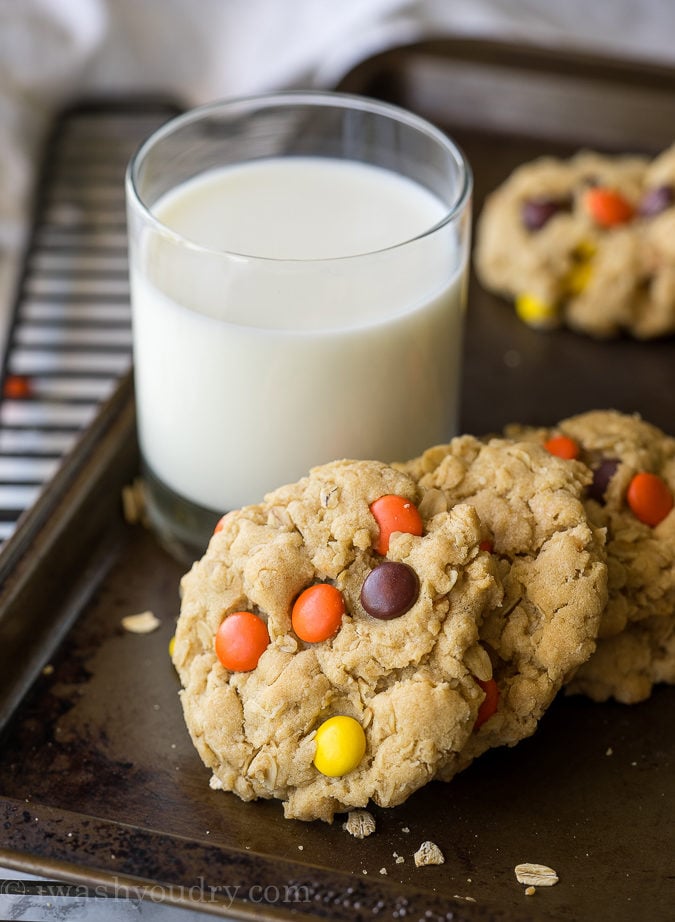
<box><xmin>474</xmin><ymin>146</ymin><xmax>675</xmax><ymax>338</ymax></box>
<box><xmin>396</xmin><ymin>436</ymin><xmax>608</xmax><ymax>773</ymax></box>
<box><xmin>567</xmin><ymin>614</ymin><xmax>675</xmax><ymax>704</ymax></box>
<box><xmin>173</xmin><ymin>459</ymin><xmax>502</xmax><ymax>822</ymax></box>
<box><xmin>507</xmin><ymin>410</ymin><xmax>675</xmax><ymax>703</ymax></box>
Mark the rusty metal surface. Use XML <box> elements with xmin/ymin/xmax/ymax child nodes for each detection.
<box><xmin>0</xmin><ymin>40</ymin><xmax>674</xmax><ymax>922</ymax></box>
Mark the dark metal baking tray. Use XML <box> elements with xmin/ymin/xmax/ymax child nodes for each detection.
<box><xmin>0</xmin><ymin>40</ymin><xmax>674</xmax><ymax>922</ymax></box>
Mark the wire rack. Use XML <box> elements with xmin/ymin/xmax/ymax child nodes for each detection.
<box><xmin>0</xmin><ymin>100</ymin><xmax>179</xmax><ymax>543</ymax></box>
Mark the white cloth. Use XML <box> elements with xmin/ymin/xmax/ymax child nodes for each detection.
<box><xmin>2</xmin><ymin>0</ymin><xmax>675</xmax><ymax>345</ymax></box>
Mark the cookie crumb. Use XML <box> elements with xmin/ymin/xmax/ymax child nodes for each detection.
<box><xmin>379</xmin><ymin>868</ymin><xmax>387</xmax><ymax>876</ymax></box>
<box><xmin>122</xmin><ymin>478</ymin><xmax>147</xmax><ymax>525</ymax></box>
<box><xmin>42</xmin><ymin>664</ymin><xmax>54</xmax><ymax>676</ymax></box>
<box><xmin>514</xmin><ymin>863</ymin><xmax>559</xmax><ymax>887</ymax></box>
<box><xmin>121</xmin><ymin>610</ymin><xmax>160</xmax><ymax>634</ymax></box>
<box><xmin>414</xmin><ymin>841</ymin><xmax>445</xmax><ymax>867</ymax></box>
<box><xmin>606</xmin><ymin>747</ymin><xmax>613</xmax><ymax>756</ymax></box>
<box><xmin>525</xmin><ymin>886</ymin><xmax>536</xmax><ymax>896</ymax></box>
<box><xmin>343</xmin><ymin>809</ymin><xmax>376</xmax><ymax>839</ymax></box>
<box><xmin>453</xmin><ymin>895</ymin><xmax>477</xmax><ymax>903</ymax></box>
<box><xmin>401</xmin><ymin>826</ymin><xmax>410</xmax><ymax>833</ymax></box>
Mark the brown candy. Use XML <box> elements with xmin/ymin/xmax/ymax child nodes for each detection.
<box><xmin>521</xmin><ymin>196</ymin><xmax>570</xmax><ymax>231</ymax></box>
<box><xmin>360</xmin><ymin>562</ymin><xmax>419</xmax><ymax>621</ymax></box>
<box><xmin>638</xmin><ymin>184</ymin><xmax>674</xmax><ymax>217</ymax></box>
<box><xmin>587</xmin><ymin>457</ymin><xmax>619</xmax><ymax>504</ymax></box>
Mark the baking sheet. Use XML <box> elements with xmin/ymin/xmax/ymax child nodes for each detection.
<box><xmin>0</xmin><ymin>40</ymin><xmax>674</xmax><ymax>922</ymax></box>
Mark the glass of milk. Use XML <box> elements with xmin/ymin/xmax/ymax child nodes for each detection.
<box><xmin>126</xmin><ymin>92</ymin><xmax>472</xmax><ymax>562</ymax></box>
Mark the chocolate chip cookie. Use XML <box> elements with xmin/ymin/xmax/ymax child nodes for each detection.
<box><xmin>506</xmin><ymin>410</ymin><xmax>675</xmax><ymax>703</ymax></box>
<box><xmin>475</xmin><ymin>145</ymin><xmax>675</xmax><ymax>338</ymax></box>
<box><xmin>172</xmin><ymin>459</ymin><xmax>503</xmax><ymax>822</ymax></box>
<box><xmin>396</xmin><ymin>436</ymin><xmax>608</xmax><ymax>773</ymax></box>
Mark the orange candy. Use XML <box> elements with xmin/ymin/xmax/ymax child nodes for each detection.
<box><xmin>213</xmin><ymin>512</ymin><xmax>231</xmax><ymax>534</ymax></box>
<box><xmin>626</xmin><ymin>472</ymin><xmax>673</xmax><ymax>527</ymax></box>
<box><xmin>292</xmin><ymin>583</ymin><xmax>345</xmax><ymax>643</ymax></box>
<box><xmin>543</xmin><ymin>434</ymin><xmax>580</xmax><ymax>460</ymax></box>
<box><xmin>2</xmin><ymin>374</ymin><xmax>32</xmax><ymax>399</ymax></box>
<box><xmin>215</xmin><ymin>611</ymin><xmax>270</xmax><ymax>671</ymax></box>
<box><xmin>370</xmin><ymin>494</ymin><xmax>423</xmax><ymax>555</ymax></box>
<box><xmin>474</xmin><ymin>678</ymin><xmax>499</xmax><ymax>730</ymax></box>
<box><xmin>584</xmin><ymin>186</ymin><xmax>634</xmax><ymax>227</ymax></box>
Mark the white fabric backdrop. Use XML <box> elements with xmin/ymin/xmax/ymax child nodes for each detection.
<box><xmin>2</xmin><ymin>0</ymin><xmax>675</xmax><ymax>344</ymax></box>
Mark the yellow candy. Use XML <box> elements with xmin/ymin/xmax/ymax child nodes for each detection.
<box><xmin>515</xmin><ymin>293</ymin><xmax>559</xmax><ymax>328</ymax></box>
<box><xmin>565</xmin><ymin>260</ymin><xmax>593</xmax><ymax>295</ymax></box>
<box><xmin>313</xmin><ymin>715</ymin><xmax>366</xmax><ymax>777</ymax></box>
<box><xmin>574</xmin><ymin>239</ymin><xmax>597</xmax><ymax>261</ymax></box>
<box><xmin>168</xmin><ymin>635</ymin><xmax>176</xmax><ymax>658</ymax></box>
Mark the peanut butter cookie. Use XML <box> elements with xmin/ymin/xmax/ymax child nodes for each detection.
<box><xmin>506</xmin><ymin>410</ymin><xmax>675</xmax><ymax>703</ymax></box>
<box><xmin>397</xmin><ymin>436</ymin><xmax>608</xmax><ymax>774</ymax></box>
<box><xmin>475</xmin><ymin>145</ymin><xmax>675</xmax><ymax>338</ymax></box>
<box><xmin>173</xmin><ymin>459</ymin><xmax>502</xmax><ymax>822</ymax></box>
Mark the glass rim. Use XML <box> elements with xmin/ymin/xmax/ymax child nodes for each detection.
<box><xmin>125</xmin><ymin>90</ymin><xmax>473</xmax><ymax>264</ymax></box>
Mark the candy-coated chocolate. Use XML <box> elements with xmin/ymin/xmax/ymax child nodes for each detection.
<box><xmin>292</xmin><ymin>583</ymin><xmax>345</xmax><ymax>643</ymax></box>
<box><xmin>313</xmin><ymin>715</ymin><xmax>366</xmax><ymax>777</ymax></box>
<box><xmin>2</xmin><ymin>374</ymin><xmax>32</xmax><ymax>399</ymax></box>
<box><xmin>515</xmin><ymin>293</ymin><xmax>559</xmax><ymax>328</ymax></box>
<box><xmin>584</xmin><ymin>186</ymin><xmax>634</xmax><ymax>227</ymax></box>
<box><xmin>474</xmin><ymin>678</ymin><xmax>499</xmax><ymax>729</ymax></box>
<box><xmin>564</xmin><ymin>259</ymin><xmax>593</xmax><ymax>296</ymax></box>
<box><xmin>214</xmin><ymin>611</ymin><xmax>270</xmax><ymax>672</ymax></box>
<box><xmin>626</xmin><ymin>472</ymin><xmax>673</xmax><ymax>526</ymax></box>
<box><xmin>369</xmin><ymin>494</ymin><xmax>423</xmax><ymax>555</ymax></box>
<box><xmin>360</xmin><ymin>561</ymin><xmax>419</xmax><ymax>620</ymax></box>
<box><xmin>587</xmin><ymin>457</ymin><xmax>619</xmax><ymax>504</ymax></box>
<box><xmin>543</xmin><ymin>435</ymin><xmax>580</xmax><ymax>460</ymax></box>
<box><xmin>521</xmin><ymin>196</ymin><xmax>570</xmax><ymax>231</ymax></box>
<box><xmin>638</xmin><ymin>184</ymin><xmax>674</xmax><ymax>216</ymax></box>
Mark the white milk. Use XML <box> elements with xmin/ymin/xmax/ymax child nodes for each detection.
<box><xmin>130</xmin><ymin>157</ymin><xmax>467</xmax><ymax>512</ymax></box>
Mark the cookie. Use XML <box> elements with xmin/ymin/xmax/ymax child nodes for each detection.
<box><xmin>395</xmin><ymin>436</ymin><xmax>608</xmax><ymax>774</ymax></box>
<box><xmin>172</xmin><ymin>459</ymin><xmax>503</xmax><ymax>822</ymax></box>
<box><xmin>474</xmin><ymin>145</ymin><xmax>675</xmax><ymax>338</ymax></box>
<box><xmin>506</xmin><ymin>410</ymin><xmax>675</xmax><ymax>637</ymax></box>
<box><xmin>567</xmin><ymin>614</ymin><xmax>675</xmax><ymax>704</ymax></box>
<box><xmin>506</xmin><ymin>411</ymin><xmax>675</xmax><ymax>703</ymax></box>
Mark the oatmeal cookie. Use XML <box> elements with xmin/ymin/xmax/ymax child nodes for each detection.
<box><xmin>506</xmin><ymin>410</ymin><xmax>675</xmax><ymax>703</ymax></box>
<box><xmin>567</xmin><ymin>614</ymin><xmax>675</xmax><ymax>704</ymax></box>
<box><xmin>474</xmin><ymin>145</ymin><xmax>675</xmax><ymax>338</ymax></box>
<box><xmin>172</xmin><ymin>459</ymin><xmax>503</xmax><ymax>822</ymax></box>
<box><xmin>396</xmin><ymin>436</ymin><xmax>608</xmax><ymax>774</ymax></box>
<box><xmin>506</xmin><ymin>410</ymin><xmax>675</xmax><ymax>637</ymax></box>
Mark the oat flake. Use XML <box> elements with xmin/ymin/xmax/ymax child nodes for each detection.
<box><xmin>122</xmin><ymin>611</ymin><xmax>161</xmax><ymax>634</ymax></box>
<box><xmin>514</xmin><ymin>863</ymin><xmax>559</xmax><ymax>887</ymax></box>
<box><xmin>414</xmin><ymin>841</ymin><xmax>445</xmax><ymax>867</ymax></box>
<box><xmin>343</xmin><ymin>809</ymin><xmax>376</xmax><ymax>839</ymax></box>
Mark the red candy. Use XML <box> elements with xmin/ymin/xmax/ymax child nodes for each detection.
<box><xmin>474</xmin><ymin>678</ymin><xmax>499</xmax><ymax>729</ymax></box>
<box><xmin>215</xmin><ymin>611</ymin><xmax>270</xmax><ymax>671</ymax></box>
<box><xmin>292</xmin><ymin>584</ymin><xmax>345</xmax><ymax>643</ymax></box>
<box><xmin>626</xmin><ymin>472</ymin><xmax>673</xmax><ymax>526</ymax></box>
<box><xmin>370</xmin><ymin>494</ymin><xmax>423</xmax><ymax>555</ymax></box>
<box><xmin>544</xmin><ymin>435</ymin><xmax>580</xmax><ymax>460</ymax></box>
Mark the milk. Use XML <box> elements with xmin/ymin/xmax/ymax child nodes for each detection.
<box><xmin>129</xmin><ymin>157</ymin><xmax>467</xmax><ymax>513</ymax></box>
